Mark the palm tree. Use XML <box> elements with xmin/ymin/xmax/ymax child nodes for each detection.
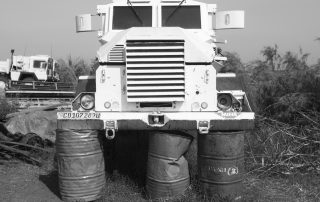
<box><xmin>261</xmin><ymin>45</ymin><xmax>281</xmax><ymax>70</ymax></box>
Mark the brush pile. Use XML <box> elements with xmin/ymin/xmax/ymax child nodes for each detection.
<box><xmin>0</xmin><ymin>122</ymin><xmax>51</xmax><ymax>165</ymax></box>
<box><xmin>246</xmin><ymin>111</ymin><xmax>320</xmax><ymax>175</ymax></box>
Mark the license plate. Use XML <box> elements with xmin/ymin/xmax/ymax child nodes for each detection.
<box><xmin>218</xmin><ymin>111</ymin><xmax>240</xmax><ymax>119</ymax></box>
<box><xmin>58</xmin><ymin>112</ymin><xmax>101</xmax><ymax>119</ymax></box>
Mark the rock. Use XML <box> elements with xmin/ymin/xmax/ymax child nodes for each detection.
<box><xmin>5</xmin><ymin>110</ymin><xmax>57</xmax><ymax>142</ymax></box>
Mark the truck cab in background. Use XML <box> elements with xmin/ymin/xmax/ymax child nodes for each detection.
<box><xmin>0</xmin><ymin>52</ymin><xmax>59</xmax><ymax>87</ymax></box>
<box><xmin>0</xmin><ymin>51</ymin><xmax>74</xmax><ymax>109</ymax></box>
<box><xmin>9</xmin><ymin>54</ymin><xmax>59</xmax><ymax>82</ymax></box>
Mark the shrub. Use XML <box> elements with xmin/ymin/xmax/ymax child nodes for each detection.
<box><xmin>0</xmin><ymin>98</ymin><xmax>17</xmax><ymax>122</ymax></box>
<box><xmin>249</xmin><ymin>46</ymin><xmax>320</xmax><ymax>123</ymax></box>
<box><xmin>219</xmin><ymin>51</ymin><xmax>245</xmax><ymax>73</ymax></box>
<box><xmin>244</xmin><ymin>46</ymin><xmax>320</xmax><ymax>175</ymax></box>
<box><xmin>56</xmin><ymin>56</ymin><xmax>92</xmax><ymax>83</ymax></box>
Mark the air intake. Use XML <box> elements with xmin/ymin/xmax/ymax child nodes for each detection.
<box><xmin>126</xmin><ymin>40</ymin><xmax>185</xmax><ymax>102</ymax></box>
<box><xmin>108</xmin><ymin>45</ymin><xmax>124</xmax><ymax>62</ymax></box>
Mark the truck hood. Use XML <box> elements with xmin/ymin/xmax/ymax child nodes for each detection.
<box><xmin>97</xmin><ymin>27</ymin><xmax>214</xmax><ymax>63</ymax></box>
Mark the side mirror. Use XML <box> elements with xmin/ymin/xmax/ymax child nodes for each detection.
<box><xmin>215</xmin><ymin>10</ymin><xmax>245</xmax><ymax>30</ymax></box>
<box><xmin>75</xmin><ymin>14</ymin><xmax>92</xmax><ymax>32</ymax></box>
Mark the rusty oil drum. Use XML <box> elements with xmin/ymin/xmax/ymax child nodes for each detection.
<box><xmin>146</xmin><ymin>131</ymin><xmax>192</xmax><ymax>199</ymax></box>
<box><xmin>56</xmin><ymin>129</ymin><xmax>105</xmax><ymax>201</ymax></box>
<box><xmin>198</xmin><ymin>131</ymin><xmax>244</xmax><ymax>201</ymax></box>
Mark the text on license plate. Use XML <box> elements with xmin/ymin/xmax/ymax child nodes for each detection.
<box><xmin>218</xmin><ymin>111</ymin><xmax>240</xmax><ymax>118</ymax></box>
<box><xmin>61</xmin><ymin>112</ymin><xmax>101</xmax><ymax>119</ymax></box>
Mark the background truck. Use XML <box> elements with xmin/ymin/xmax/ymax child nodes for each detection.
<box><xmin>56</xmin><ymin>0</ymin><xmax>255</xmax><ymax>201</ymax></box>
<box><xmin>0</xmin><ymin>49</ymin><xmax>59</xmax><ymax>84</ymax></box>
<box><xmin>0</xmin><ymin>50</ymin><xmax>75</xmax><ymax>109</ymax></box>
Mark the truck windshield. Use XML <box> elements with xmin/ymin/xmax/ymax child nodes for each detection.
<box><xmin>33</xmin><ymin>60</ymin><xmax>47</xmax><ymax>69</ymax></box>
<box><xmin>113</xmin><ymin>6</ymin><xmax>152</xmax><ymax>30</ymax></box>
<box><xmin>162</xmin><ymin>6</ymin><xmax>201</xmax><ymax>29</ymax></box>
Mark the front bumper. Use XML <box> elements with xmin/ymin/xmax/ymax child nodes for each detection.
<box><xmin>57</xmin><ymin>111</ymin><xmax>255</xmax><ymax>132</ymax></box>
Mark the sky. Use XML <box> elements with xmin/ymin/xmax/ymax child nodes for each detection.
<box><xmin>0</xmin><ymin>0</ymin><xmax>319</xmax><ymax>64</ymax></box>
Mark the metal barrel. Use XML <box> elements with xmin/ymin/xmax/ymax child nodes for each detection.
<box><xmin>148</xmin><ymin>131</ymin><xmax>192</xmax><ymax>159</ymax></box>
<box><xmin>198</xmin><ymin>131</ymin><xmax>244</xmax><ymax>201</ymax></box>
<box><xmin>56</xmin><ymin>129</ymin><xmax>105</xmax><ymax>202</ymax></box>
<box><xmin>146</xmin><ymin>131</ymin><xmax>192</xmax><ymax>199</ymax></box>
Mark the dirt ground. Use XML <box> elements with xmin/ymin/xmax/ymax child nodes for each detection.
<box><xmin>0</xmin><ymin>162</ymin><xmax>61</xmax><ymax>202</ymax></box>
<box><xmin>1</xmin><ymin>160</ymin><xmax>319</xmax><ymax>202</ymax></box>
<box><xmin>0</xmin><ymin>136</ymin><xmax>319</xmax><ymax>202</ymax></box>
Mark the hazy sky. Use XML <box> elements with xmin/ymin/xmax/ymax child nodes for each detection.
<box><xmin>0</xmin><ymin>0</ymin><xmax>319</xmax><ymax>64</ymax></box>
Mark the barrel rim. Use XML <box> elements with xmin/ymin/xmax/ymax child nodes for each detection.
<box><xmin>199</xmin><ymin>178</ymin><xmax>243</xmax><ymax>185</ymax></box>
<box><xmin>150</xmin><ymin>130</ymin><xmax>194</xmax><ymax>140</ymax></box>
<box><xmin>147</xmin><ymin>175</ymin><xmax>190</xmax><ymax>184</ymax></box>
<box><xmin>198</xmin><ymin>154</ymin><xmax>244</xmax><ymax>160</ymax></box>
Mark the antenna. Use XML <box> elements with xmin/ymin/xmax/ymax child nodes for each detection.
<box><xmin>50</xmin><ymin>44</ymin><xmax>53</xmax><ymax>58</ymax></box>
<box><xmin>23</xmin><ymin>45</ymin><xmax>28</xmax><ymax>56</ymax></box>
<box><xmin>10</xmin><ymin>49</ymin><xmax>14</xmax><ymax>72</ymax></box>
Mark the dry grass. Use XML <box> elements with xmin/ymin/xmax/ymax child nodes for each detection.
<box><xmin>245</xmin><ymin>114</ymin><xmax>320</xmax><ymax>176</ymax></box>
<box><xmin>0</xmin><ymin>131</ymin><xmax>319</xmax><ymax>202</ymax></box>
<box><xmin>243</xmin><ymin>173</ymin><xmax>320</xmax><ymax>202</ymax></box>
<box><xmin>98</xmin><ymin>131</ymin><xmax>320</xmax><ymax>202</ymax></box>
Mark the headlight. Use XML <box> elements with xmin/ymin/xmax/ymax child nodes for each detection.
<box><xmin>218</xmin><ymin>92</ymin><xmax>243</xmax><ymax>112</ymax></box>
<box><xmin>217</xmin><ymin>93</ymin><xmax>232</xmax><ymax>110</ymax></box>
<box><xmin>80</xmin><ymin>94</ymin><xmax>95</xmax><ymax>110</ymax></box>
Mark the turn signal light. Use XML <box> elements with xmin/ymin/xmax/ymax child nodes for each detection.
<box><xmin>104</xmin><ymin>102</ymin><xmax>111</xmax><ymax>109</ymax></box>
<box><xmin>201</xmin><ymin>102</ymin><xmax>208</xmax><ymax>109</ymax></box>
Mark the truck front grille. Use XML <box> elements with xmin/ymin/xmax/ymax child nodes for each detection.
<box><xmin>126</xmin><ymin>40</ymin><xmax>185</xmax><ymax>102</ymax></box>
<box><xmin>108</xmin><ymin>45</ymin><xmax>124</xmax><ymax>62</ymax></box>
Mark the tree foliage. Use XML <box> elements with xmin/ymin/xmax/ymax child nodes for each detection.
<box><xmin>56</xmin><ymin>56</ymin><xmax>92</xmax><ymax>83</ymax></box>
<box><xmin>250</xmin><ymin>45</ymin><xmax>320</xmax><ymax>123</ymax></box>
<box><xmin>219</xmin><ymin>51</ymin><xmax>245</xmax><ymax>73</ymax></box>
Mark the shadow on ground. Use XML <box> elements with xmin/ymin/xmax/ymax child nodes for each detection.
<box><xmin>39</xmin><ymin>170</ymin><xmax>61</xmax><ymax>199</ymax></box>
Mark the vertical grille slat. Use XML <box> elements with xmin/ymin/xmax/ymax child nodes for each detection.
<box><xmin>126</xmin><ymin>40</ymin><xmax>185</xmax><ymax>102</ymax></box>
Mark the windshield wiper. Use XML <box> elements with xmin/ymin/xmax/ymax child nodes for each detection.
<box><xmin>127</xmin><ymin>0</ymin><xmax>143</xmax><ymax>25</ymax></box>
<box><xmin>165</xmin><ymin>0</ymin><xmax>186</xmax><ymax>25</ymax></box>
